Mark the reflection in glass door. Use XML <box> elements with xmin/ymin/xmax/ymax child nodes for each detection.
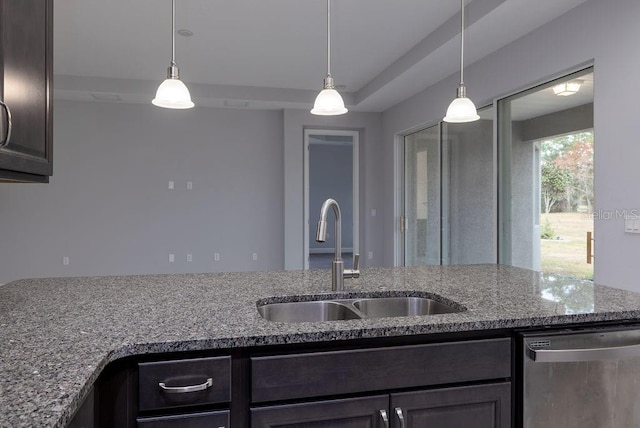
<box><xmin>403</xmin><ymin>125</ymin><xmax>441</xmax><ymax>266</ymax></box>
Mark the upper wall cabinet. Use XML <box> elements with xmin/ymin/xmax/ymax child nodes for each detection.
<box><xmin>0</xmin><ymin>0</ymin><xmax>53</xmax><ymax>183</ymax></box>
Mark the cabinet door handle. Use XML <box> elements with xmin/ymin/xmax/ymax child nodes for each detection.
<box><xmin>158</xmin><ymin>377</ymin><xmax>213</xmax><ymax>394</ymax></box>
<box><xmin>394</xmin><ymin>407</ymin><xmax>406</xmax><ymax>428</ymax></box>
<box><xmin>0</xmin><ymin>100</ymin><xmax>12</xmax><ymax>148</ymax></box>
<box><xmin>379</xmin><ymin>409</ymin><xmax>390</xmax><ymax>428</ymax></box>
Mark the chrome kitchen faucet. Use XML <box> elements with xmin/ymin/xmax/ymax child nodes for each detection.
<box><xmin>315</xmin><ymin>198</ymin><xmax>360</xmax><ymax>291</ymax></box>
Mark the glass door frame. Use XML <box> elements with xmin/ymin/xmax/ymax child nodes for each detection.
<box><xmin>394</xmin><ymin>122</ymin><xmax>438</xmax><ymax>266</ymax></box>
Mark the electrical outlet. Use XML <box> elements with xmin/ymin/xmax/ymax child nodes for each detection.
<box><xmin>62</xmin><ymin>256</ymin><xmax>70</xmax><ymax>266</ymax></box>
<box><xmin>368</xmin><ymin>251</ymin><xmax>374</xmax><ymax>260</ymax></box>
<box><xmin>168</xmin><ymin>181</ymin><xmax>174</xmax><ymax>190</ymax></box>
<box><xmin>168</xmin><ymin>254</ymin><xmax>175</xmax><ymax>263</ymax></box>
<box><xmin>252</xmin><ymin>252</ymin><xmax>258</xmax><ymax>261</ymax></box>
<box><xmin>186</xmin><ymin>181</ymin><xmax>193</xmax><ymax>190</ymax></box>
<box><xmin>214</xmin><ymin>253</ymin><xmax>220</xmax><ymax>261</ymax></box>
<box><xmin>186</xmin><ymin>254</ymin><xmax>193</xmax><ymax>262</ymax></box>
<box><xmin>371</xmin><ymin>208</ymin><xmax>377</xmax><ymax>217</ymax></box>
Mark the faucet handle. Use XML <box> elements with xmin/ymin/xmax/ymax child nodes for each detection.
<box><xmin>343</xmin><ymin>254</ymin><xmax>360</xmax><ymax>279</ymax></box>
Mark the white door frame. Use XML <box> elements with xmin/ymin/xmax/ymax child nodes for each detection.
<box><xmin>303</xmin><ymin>129</ymin><xmax>360</xmax><ymax>270</ymax></box>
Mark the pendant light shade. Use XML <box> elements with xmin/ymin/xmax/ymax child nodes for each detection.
<box><xmin>152</xmin><ymin>71</ymin><xmax>195</xmax><ymax>109</ymax></box>
<box><xmin>444</xmin><ymin>0</ymin><xmax>478</xmax><ymax>123</ymax></box>
<box><xmin>152</xmin><ymin>0</ymin><xmax>194</xmax><ymax>109</ymax></box>
<box><xmin>311</xmin><ymin>0</ymin><xmax>347</xmax><ymax>116</ymax></box>
<box><xmin>444</xmin><ymin>86</ymin><xmax>480</xmax><ymax>123</ymax></box>
<box><xmin>311</xmin><ymin>76</ymin><xmax>348</xmax><ymax>115</ymax></box>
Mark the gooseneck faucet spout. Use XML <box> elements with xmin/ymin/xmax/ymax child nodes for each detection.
<box><xmin>316</xmin><ymin>198</ymin><xmax>360</xmax><ymax>291</ymax></box>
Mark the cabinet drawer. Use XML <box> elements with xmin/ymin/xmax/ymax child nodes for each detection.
<box><xmin>137</xmin><ymin>410</ymin><xmax>230</xmax><ymax>428</ymax></box>
<box><xmin>138</xmin><ymin>356</ymin><xmax>231</xmax><ymax>411</ymax></box>
<box><xmin>251</xmin><ymin>338</ymin><xmax>511</xmax><ymax>402</ymax></box>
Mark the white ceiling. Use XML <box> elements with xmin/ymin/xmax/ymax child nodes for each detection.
<box><xmin>54</xmin><ymin>0</ymin><xmax>590</xmax><ymax>112</ymax></box>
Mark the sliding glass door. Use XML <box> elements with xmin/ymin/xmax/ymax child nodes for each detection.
<box><xmin>400</xmin><ymin>106</ymin><xmax>495</xmax><ymax>266</ymax></box>
<box><xmin>403</xmin><ymin>124</ymin><xmax>441</xmax><ymax>266</ymax></box>
<box><xmin>498</xmin><ymin>68</ymin><xmax>594</xmax><ymax>280</ymax></box>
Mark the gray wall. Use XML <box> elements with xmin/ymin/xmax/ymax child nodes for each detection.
<box><xmin>382</xmin><ymin>0</ymin><xmax>640</xmax><ymax>291</ymax></box>
<box><xmin>0</xmin><ymin>101</ymin><xmax>284</xmax><ymax>283</ymax></box>
<box><xmin>0</xmin><ymin>102</ymin><xmax>384</xmax><ymax>284</ymax></box>
<box><xmin>309</xmin><ymin>143</ymin><xmax>353</xmax><ymax>251</ymax></box>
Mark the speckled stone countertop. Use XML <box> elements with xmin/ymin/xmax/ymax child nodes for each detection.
<box><xmin>2</xmin><ymin>264</ymin><xmax>640</xmax><ymax>427</ymax></box>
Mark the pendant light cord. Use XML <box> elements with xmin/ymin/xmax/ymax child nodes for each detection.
<box><xmin>327</xmin><ymin>0</ymin><xmax>331</xmax><ymax>77</ymax></box>
<box><xmin>459</xmin><ymin>0</ymin><xmax>465</xmax><ymax>85</ymax></box>
<box><xmin>171</xmin><ymin>0</ymin><xmax>176</xmax><ymax>66</ymax></box>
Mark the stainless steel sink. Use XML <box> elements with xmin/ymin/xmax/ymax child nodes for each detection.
<box><xmin>257</xmin><ymin>295</ymin><xmax>464</xmax><ymax>323</ymax></box>
<box><xmin>257</xmin><ymin>300</ymin><xmax>362</xmax><ymax>323</ymax></box>
<box><xmin>353</xmin><ymin>297</ymin><xmax>460</xmax><ymax>317</ymax></box>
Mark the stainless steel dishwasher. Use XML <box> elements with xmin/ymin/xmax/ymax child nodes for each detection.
<box><xmin>521</xmin><ymin>326</ymin><xmax>640</xmax><ymax>428</ymax></box>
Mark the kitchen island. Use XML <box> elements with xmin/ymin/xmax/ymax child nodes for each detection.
<box><xmin>2</xmin><ymin>265</ymin><xmax>640</xmax><ymax>427</ymax></box>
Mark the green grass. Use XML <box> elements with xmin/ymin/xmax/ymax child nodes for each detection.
<box><xmin>541</xmin><ymin>212</ymin><xmax>594</xmax><ymax>280</ymax></box>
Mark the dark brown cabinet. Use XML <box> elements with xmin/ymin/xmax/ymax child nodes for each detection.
<box><xmin>251</xmin><ymin>396</ymin><xmax>388</xmax><ymax>428</ymax></box>
<box><xmin>92</xmin><ymin>337</ymin><xmax>512</xmax><ymax>428</ymax></box>
<box><xmin>250</xmin><ymin>338</ymin><xmax>512</xmax><ymax>428</ymax></box>
<box><xmin>250</xmin><ymin>384</ymin><xmax>511</xmax><ymax>428</ymax></box>
<box><xmin>0</xmin><ymin>0</ymin><xmax>53</xmax><ymax>183</ymax></box>
<box><xmin>390</xmin><ymin>383</ymin><xmax>511</xmax><ymax>428</ymax></box>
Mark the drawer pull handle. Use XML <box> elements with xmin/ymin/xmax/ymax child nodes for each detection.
<box><xmin>395</xmin><ymin>407</ymin><xmax>406</xmax><ymax>428</ymax></box>
<box><xmin>0</xmin><ymin>100</ymin><xmax>12</xmax><ymax>148</ymax></box>
<box><xmin>158</xmin><ymin>377</ymin><xmax>213</xmax><ymax>394</ymax></box>
<box><xmin>379</xmin><ymin>409</ymin><xmax>389</xmax><ymax>428</ymax></box>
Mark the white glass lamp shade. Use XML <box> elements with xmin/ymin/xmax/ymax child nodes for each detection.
<box><xmin>152</xmin><ymin>78</ymin><xmax>195</xmax><ymax>109</ymax></box>
<box><xmin>310</xmin><ymin>88</ymin><xmax>348</xmax><ymax>116</ymax></box>
<box><xmin>443</xmin><ymin>96</ymin><xmax>480</xmax><ymax>123</ymax></box>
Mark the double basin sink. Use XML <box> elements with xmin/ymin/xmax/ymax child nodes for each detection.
<box><xmin>258</xmin><ymin>295</ymin><xmax>465</xmax><ymax>323</ymax></box>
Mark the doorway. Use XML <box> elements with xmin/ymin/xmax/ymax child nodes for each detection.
<box><xmin>498</xmin><ymin>68</ymin><xmax>594</xmax><ymax>280</ymax></box>
<box><xmin>304</xmin><ymin>129</ymin><xmax>359</xmax><ymax>270</ymax></box>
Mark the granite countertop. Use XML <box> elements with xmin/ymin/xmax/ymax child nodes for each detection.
<box><xmin>2</xmin><ymin>264</ymin><xmax>640</xmax><ymax>427</ymax></box>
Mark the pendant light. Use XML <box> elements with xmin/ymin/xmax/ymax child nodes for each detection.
<box><xmin>311</xmin><ymin>0</ymin><xmax>348</xmax><ymax>116</ymax></box>
<box><xmin>444</xmin><ymin>0</ymin><xmax>479</xmax><ymax>123</ymax></box>
<box><xmin>152</xmin><ymin>0</ymin><xmax>194</xmax><ymax>109</ymax></box>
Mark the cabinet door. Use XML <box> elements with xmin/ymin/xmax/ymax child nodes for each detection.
<box><xmin>390</xmin><ymin>383</ymin><xmax>511</xmax><ymax>428</ymax></box>
<box><xmin>251</xmin><ymin>395</ymin><xmax>389</xmax><ymax>428</ymax></box>
<box><xmin>0</xmin><ymin>0</ymin><xmax>53</xmax><ymax>180</ymax></box>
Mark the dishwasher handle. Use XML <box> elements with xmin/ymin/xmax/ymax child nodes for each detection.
<box><xmin>527</xmin><ymin>341</ymin><xmax>640</xmax><ymax>363</ymax></box>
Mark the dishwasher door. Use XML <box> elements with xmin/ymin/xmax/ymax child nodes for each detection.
<box><xmin>522</xmin><ymin>327</ymin><xmax>640</xmax><ymax>428</ymax></box>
